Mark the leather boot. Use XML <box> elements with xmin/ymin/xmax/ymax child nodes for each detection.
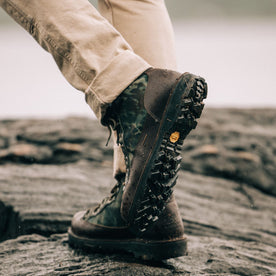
<box><xmin>68</xmin><ymin>68</ymin><xmax>207</xmax><ymax>259</ymax></box>
<box><xmin>68</xmin><ymin>176</ymin><xmax>187</xmax><ymax>260</ymax></box>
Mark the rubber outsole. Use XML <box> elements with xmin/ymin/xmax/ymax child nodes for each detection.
<box><xmin>131</xmin><ymin>74</ymin><xmax>207</xmax><ymax>234</ymax></box>
<box><xmin>68</xmin><ymin>227</ymin><xmax>188</xmax><ymax>261</ymax></box>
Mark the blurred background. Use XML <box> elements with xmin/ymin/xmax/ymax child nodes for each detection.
<box><xmin>0</xmin><ymin>0</ymin><xmax>276</xmax><ymax>118</ymax></box>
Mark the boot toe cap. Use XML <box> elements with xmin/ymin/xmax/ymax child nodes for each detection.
<box><xmin>71</xmin><ymin>210</ymin><xmax>90</xmax><ymax>237</ymax></box>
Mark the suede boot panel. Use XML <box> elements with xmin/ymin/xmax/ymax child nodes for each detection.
<box><xmin>144</xmin><ymin>68</ymin><xmax>181</xmax><ymax>122</ymax></box>
<box><xmin>142</xmin><ymin>195</ymin><xmax>185</xmax><ymax>240</ymax></box>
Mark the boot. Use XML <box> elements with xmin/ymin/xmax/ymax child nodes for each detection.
<box><xmin>68</xmin><ymin>68</ymin><xmax>207</xmax><ymax>259</ymax></box>
<box><xmin>68</xmin><ymin>176</ymin><xmax>187</xmax><ymax>260</ymax></box>
<box><xmin>105</xmin><ymin>68</ymin><xmax>207</xmax><ymax>234</ymax></box>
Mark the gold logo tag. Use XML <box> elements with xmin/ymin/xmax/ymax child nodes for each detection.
<box><xmin>169</xmin><ymin>131</ymin><xmax>180</xmax><ymax>143</ymax></box>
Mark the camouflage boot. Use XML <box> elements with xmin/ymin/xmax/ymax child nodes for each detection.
<box><xmin>68</xmin><ymin>68</ymin><xmax>207</xmax><ymax>259</ymax></box>
<box><xmin>68</xmin><ymin>175</ymin><xmax>187</xmax><ymax>260</ymax></box>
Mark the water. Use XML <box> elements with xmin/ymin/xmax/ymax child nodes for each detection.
<box><xmin>0</xmin><ymin>19</ymin><xmax>275</xmax><ymax>119</ymax></box>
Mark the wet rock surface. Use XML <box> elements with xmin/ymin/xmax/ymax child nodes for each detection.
<box><xmin>0</xmin><ymin>108</ymin><xmax>276</xmax><ymax>275</ymax></box>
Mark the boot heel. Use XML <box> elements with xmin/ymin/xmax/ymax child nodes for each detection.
<box><xmin>133</xmin><ymin>237</ymin><xmax>188</xmax><ymax>261</ymax></box>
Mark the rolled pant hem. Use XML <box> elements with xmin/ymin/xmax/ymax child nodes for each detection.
<box><xmin>85</xmin><ymin>50</ymin><xmax>151</xmax><ymax>123</ymax></box>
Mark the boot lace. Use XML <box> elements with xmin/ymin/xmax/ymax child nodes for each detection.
<box><xmin>105</xmin><ymin>117</ymin><xmax>121</xmax><ymax>147</ymax></box>
<box><xmin>83</xmin><ymin>181</ymin><xmax>122</xmax><ymax>219</ymax></box>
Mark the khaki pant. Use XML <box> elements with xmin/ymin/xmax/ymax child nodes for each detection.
<box><xmin>0</xmin><ymin>0</ymin><xmax>177</xmax><ymax>178</ymax></box>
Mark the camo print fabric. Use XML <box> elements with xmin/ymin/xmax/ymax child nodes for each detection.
<box><xmin>113</xmin><ymin>74</ymin><xmax>148</xmax><ymax>173</ymax></box>
<box><xmin>85</xmin><ymin>180</ymin><xmax>127</xmax><ymax>227</ymax></box>
<box><xmin>81</xmin><ymin>74</ymin><xmax>148</xmax><ymax>227</ymax></box>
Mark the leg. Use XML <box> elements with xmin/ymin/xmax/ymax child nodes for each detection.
<box><xmin>98</xmin><ymin>0</ymin><xmax>177</xmax><ymax>70</ymax></box>
<box><xmin>0</xmin><ymin>0</ymin><xmax>150</xmax><ymax>122</ymax></box>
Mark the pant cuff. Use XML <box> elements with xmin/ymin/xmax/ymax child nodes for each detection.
<box><xmin>85</xmin><ymin>50</ymin><xmax>151</xmax><ymax>123</ymax></box>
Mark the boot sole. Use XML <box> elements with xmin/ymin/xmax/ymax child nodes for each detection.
<box><xmin>131</xmin><ymin>74</ymin><xmax>207</xmax><ymax>234</ymax></box>
<box><xmin>68</xmin><ymin>227</ymin><xmax>188</xmax><ymax>260</ymax></box>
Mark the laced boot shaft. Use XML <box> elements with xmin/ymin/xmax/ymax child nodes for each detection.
<box><xmin>83</xmin><ymin>177</ymin><xmax>127</xmax><ymax>228</ymax></box>
<box><xmin>107</xmin><ymin>74</ymin><xmax>148</xmax><ymax>181</ymax></box>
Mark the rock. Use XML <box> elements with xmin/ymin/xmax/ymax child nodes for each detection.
<box><xmin>55</xmin><ymin>142</ymin><xmax>84</xmax><ymax>153</ymax></box>
<box><xmin>0</xmin><ymin>201</ymin><xmax>20</xmax><ymax>242</ymax></box>
<box><xmin>0</xmin><ymin>127</ymin><xmax>10</xmax><ymax>149</ymax></box>
<box><xmin>0</xmin><ymin>234</ymin><xmax>184</xmax><ymax>275</ymax></box>
<box><xmin>9</xmin><ymin>143</ymin><xmax>39</xmax><ymax>156</ymax></box>
<box><xmin>0</xmin><ymin>162</ymin><xmax>114</xmax><ymax>238</ymax></box>
<box><xmin>0</xmin><ymin>143</ymin><xmax>52</xmax><ymax>164</ymax></box>
<box><xmin>181</xmin><ymin>108</ymin><xmax>276</xmax><ymax>195</ymax></box>
<box><xmin>0</xmin><ymin>108</ymin><xmax>276</xmax><ymax>274</ymax></box>
<box><xmin>0</xmin><ymin>137</ymin><xmax>8</xmax><ymax>149</ymax></box>
<box><xmin>0</xmin><ymin>233</ymin><xmax>275</xmax><ymax>276</ymax></box>
<box><xmin>0</xmin><ymin>161</ymin><xmax>275</xmax><ymax>275</ymax></box>
<box><xmin>0</xmin><ymin>109</ymin><xmax>275</xmax><ymax>195</ymax></box>
<box><xmin>197</xmin><ymin>144</ymin><xmax>219</xmax><ymax>156</ymax></box>
<box><xmin>234</xmin><ymin>151</ymin><xmax>260</xmax><ymax>163</ymax></box>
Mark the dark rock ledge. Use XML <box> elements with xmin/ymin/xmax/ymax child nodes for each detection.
<box><xmin>0</xmin><ymin>108</ymin><xmax>275</xmax><ymax>275</ymax></box>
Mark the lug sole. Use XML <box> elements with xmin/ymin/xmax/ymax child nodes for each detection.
<box><xmin>131</xmin><ymin>74</ymin><xmax>207</xmax><ymax>234</ymax></box>
<box><xmin>68</xmin><ymin>227</ymin><xmax>188</xmax><ymax>261</ymax></box>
